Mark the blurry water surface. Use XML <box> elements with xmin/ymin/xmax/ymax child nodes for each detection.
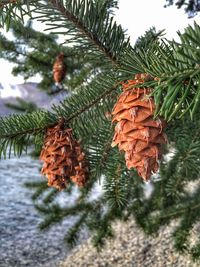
<box><xmin>0</xmin><ymin>154</ymin><xmax>78</xmax><ymax>267</ymax></box>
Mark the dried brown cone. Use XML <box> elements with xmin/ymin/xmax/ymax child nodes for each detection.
<box><xmin>40</xmin><ymin>119</ymin><xmax>88</xmax><ymax>190</ymax></box>
<box><xmin>112</xmin><ymin>73</ymin><xmax>167</xmax><ymax>181</ymax></box>
<box><xmin>53</xmin><ymin>52</ymin><xmax>67</xmax><ymax>84</ymax></box>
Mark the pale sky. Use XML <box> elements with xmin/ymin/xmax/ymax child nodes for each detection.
<box><xmin>0</xmin><ymin>0</ymin><xmax>199</xmax><ymax>86</ymax></box>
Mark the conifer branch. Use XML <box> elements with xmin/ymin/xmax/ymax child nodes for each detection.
<box><xmin>47</xmin><ymin>0</ymin><xmax>117</xmax><ymax>64</ymax></box>
<box><xmin>0</xmin><ymin>81</ymin><xmax>118</xmax><ymax>151</ymax></box>
<box><xmin>64</xmin><ymin>83</ymin><xmax>118</xmax><ymax>123</ymax></box>
<box><xmin>98</xmin><ymin>135</ymin><xmax>113</xmax><ymax>169</ymax></box>
<box><xmin>0</xmin><ymin>126</ymin><xmax>44</xmax><ymax>139</ymax></box>
<box><xmin>153</xmin><ymin>201</ymin><xmax>200</xmax><ymax>221</ymax></box>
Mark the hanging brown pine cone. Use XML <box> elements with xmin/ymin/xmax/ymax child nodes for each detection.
<box><xmin>112</xmin><ymin>73</ymin><xmax>167</xmax><ymax>181</ymax></box>
<box><xmin>40</xmin><ymin>119</ymin><xmax>88</xmax><ymax>190</ymax></box>
<box><xmin>53</xmin><ymin>52</ymin><xmax>67</xmax><ymax>85</ymax></box>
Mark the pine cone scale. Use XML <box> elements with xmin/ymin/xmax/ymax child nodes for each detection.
<box><xmin>112</xmin><ymin>95</ymin><xmax>155</xmax><ymax>115</ymax></box>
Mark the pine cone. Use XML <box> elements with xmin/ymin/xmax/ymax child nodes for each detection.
<box><xmin>40</xmin><ymin>119</ymin><xmax>88</xmax><ymax>190</ymax></box>
<box><xmin>112</xmin><ymin>74</ymin><xmax>167</xmax><ymax>181</ymax></box>
<box><xmin>53</xmin><ymin>52</ymin><xmax>67</xmax><ymax>84</ymax></box>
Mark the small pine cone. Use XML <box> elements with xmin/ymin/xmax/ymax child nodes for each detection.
<box><xmin>112</xmin><ymin>74</ymin><xmax>167</xmax><ymax>181</ymax></box>
<box><xmin>53</xmin><ymin>52</ymin><xmax>67</xmax><ymax>84</ymax></box>
<box><xmin>40</xmin><ymin>119</ymin><xmax>88</xmax><ymax>190</ymax></box>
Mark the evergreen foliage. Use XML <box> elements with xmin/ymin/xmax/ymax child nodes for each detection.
<box><xmin>120</xmin><ymin>22</ymin><xmax>200</xmax><ymax>121</ymax></box>
<box><xmin>0</xmin><ymin>20</ymin><xmax>101</xmax><ymax>92</ymax></box>
<box><xmin>1</xmin><ymin>0</ymin><xmax>200</xmax><ymax>260</ymax></box>
<box><xmin>165</xmin><ymin>0</ymin><xmax>200</xmax><ymax>17</ymax></box>
<box><xmin>5</xmin><ymin>97</ymin><xmax>38</xmax><ymax>113</ymax></box>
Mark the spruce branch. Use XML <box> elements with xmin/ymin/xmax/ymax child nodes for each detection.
<box><xmin>63</xmin><ymin>83</ymin><xmax>118</xmax><ymax>123</ymax></box>
<box><xmin>120</xmin><ymin>23</ymin><xmax>200</xmax><ymax>121</ymax></box>
<box><xmin>158</xmin><ymin>202</ymin><xmax>200</xmax><ymax>221</ymax></box>
<box><xmin>30</xmin><ymin>0</ymin><xmax>129</xmax><ymax>65</ymax></box>
<box><xmin>47</xmin><ymin>0</ymin><xmax>117</xmax><ymax>64</ymax></box>
<box><xmin>0</xmin><ymin>74</ymin><xmax>119</xmax><ymax>157</ymax></box>
<box><xmin>64</xmin><ymin>212</ymin><xmax>87</xmax><ymax>247</ymax></box>
<box><xmin>1</xmin><ymin>0</ymin><xmax>128</xmax><ymax>64</ymax></box>
<box><xmin>96</xmin><ymin>133</ymin><xmax>113</xmax><ymax>173</ymax></box>
<box><xmin>0</xmin><ymin>111</ymin><xmax>53</xmax><ymax>139</ymax></box>
<box><xmin>0</xmin><ymin>0</ymin><xmax>32</xmax><ymax>30</ymax></box>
